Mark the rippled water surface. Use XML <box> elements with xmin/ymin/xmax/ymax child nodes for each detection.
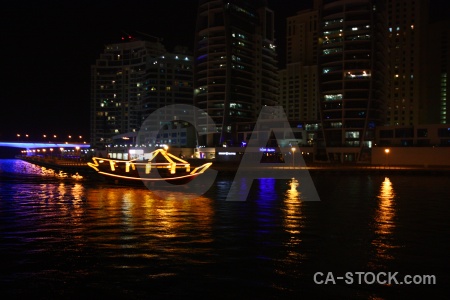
<box><xmin>0</xmin><ymin>159</ymin><xmax>449</xmax><ymax>299</ymax></box>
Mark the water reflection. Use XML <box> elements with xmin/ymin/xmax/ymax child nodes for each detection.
<box><xmin>84</xmin><ymin>187</ymin><xmax>215</xmax><ymax>254</ymax></box>
<box><xmin>283</xmin><ymin>178</ymin><xmax>304</xmax><ymax>251</ymax></box>
<box><xmin>0</xmin><ymin>159</ymin><xmax>84</xmax><ymax>180</ymax></box>
<box><xmin>258</xmin><ymin>178</ymin><xmax>277</xmax><ymax>201</ymax></box>
<box><xmin>0</xmin><ymin>159</ymin><xmax>48</xmax><ymax>176</ymax></box>
<box><xmin>255</xmin><ymin>178</ymin><xmax>277</xmax><ymax>242</ymax></box>
<box><xmin>285</xmin><ymin>178</ymin><xmax>300</xmax><ymax>202</ymax></box>
<box><xmin>371</xmin><ymin>177</ymin><xmax>397</xmax><ymax>264</ymax></box>
<box><xmin>2</xmin><ymin>157</ymin><xmax>450</xmax><ymax>298</ymax></box>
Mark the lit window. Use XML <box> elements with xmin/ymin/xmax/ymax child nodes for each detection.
<box><xmin>345</xmin><ymin>131</ymin><xmax>360</xmax><ymax>139</ymax></box>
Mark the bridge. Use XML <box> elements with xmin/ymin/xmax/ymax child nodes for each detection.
<box><xmin>0</xmin><ymin>142</ymin><xmax>90</xmax><ymax>149</ymax></box>
<box><xmin>0</xmin><ymin>141</ymin><xmax>95</xmax><ymax>177</ymax></box>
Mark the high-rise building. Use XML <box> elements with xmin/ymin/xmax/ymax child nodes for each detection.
<box><xmin>279</xmin><ymin>64</ymin><xmax>319</xmax><ymax>123</ymax></box>
<box><xmin>90</xmin><ymin>36</ymin><xmax>193</xmax><ymax>149</ymax></box>
<box><xmin>193</xmin><ymin>0</ymin><xmax>278</xmax><ymax>147</ymax></box>
<box><xmin>385</xmin><ymin>0</ymin><xmax>429</xmax><ymax>126</ymax></box>
<box><xmin>279</xmin><ymin>6</ymin><xmax>319</xmax><ymax>124</ymax></box>
<box><xmin>318</xmin><ymin>0</ymin><xmax>388</xmax><ymax>162</ymax></box>
<box><xmin>426</xmin><ymin>19</ymin><xmax>450</xmax><ymax>124</ymax></box>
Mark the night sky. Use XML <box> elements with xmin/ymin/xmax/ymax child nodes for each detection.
<box><xmin>0</xmin><ymin>0</ymin><xmax>447</xmax><ymax>142</ymax></box>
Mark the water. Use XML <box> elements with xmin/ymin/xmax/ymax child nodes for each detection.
<box><xmin>0</xmin><ymin>159</ymin><xmax>449</xmax><ymax>299</ymax></box>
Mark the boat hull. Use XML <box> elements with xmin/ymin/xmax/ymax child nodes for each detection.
<box><xmin>87</xmin><ymin>153</ymin><xmax>212</xmax><ymax>186</ymax></box>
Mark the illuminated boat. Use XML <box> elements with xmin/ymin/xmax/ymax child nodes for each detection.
<box><xmin>87</xmin><ymin>148</ymin><xmax>212</xmax><ymax>185</ymax></box>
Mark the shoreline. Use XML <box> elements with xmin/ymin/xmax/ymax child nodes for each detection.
<box><xmin>12</xmin><ymin>156</ymin><xmax>450</xmax><ymax>176</ymax></box>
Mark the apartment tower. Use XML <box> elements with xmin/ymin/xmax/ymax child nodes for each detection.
<box><xmin>280</xmin><ymin>5</ymin><xmax>320</xmax><ymax>124</ymax></box>
<box><xmin>194</xmin><ymin>0</ymin><xmax>278</xmax><ymax>147</ymax></box>
<box><xmin>426</xmin><ymin>19</ymin><xmax>450</xmax><ymax>125</ymax></box>
<box><xmin>318</xmin><ymin>0</ymin><xmax>387</xmax><ymax>162</ymax></box>
<box><xmin>385</xmin><ymin>0</ymin><xmax>429</xmax><ymax>126</ymax></box>
<box><xmin>90</xmin><ymin>35</ymin><xmax>193</xmax><ymax>149</ymax></box>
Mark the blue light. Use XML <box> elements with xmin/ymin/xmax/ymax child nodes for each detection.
<box><xmin>257</xmin><ymin>178</ymin><xmax>276</xmax><ymax>201</ymax></box>
<box><xmin>197</xmin><ymin>54</ymin><xmax>207</xmax><ymax>61</ymax></box>
<box><xmin>259</xmin><ymin>147</ymin><xmax>276</xmax><ymax>152</ymax></box>
<box><xmin>0</xmin><ymin>142</ymin><xmax>90</xmax><ymax>149</ymax></box>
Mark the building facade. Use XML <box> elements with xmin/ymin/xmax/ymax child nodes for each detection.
<box><xmin>317</xmin><ymin>0</ymin><xmax>388</xmax><ymax>162</ymax></box>
<box><xmin>376</xmin><ymin>123</ymin><xmax>450</xmax><ymax>147</ymax></box>
<box><xmin>90</xmin><ymin>36</ymin><xmax>193</xmax><ymax>149</ymax></box>
<box><xmin>279</xmin><ymin>64</ymin><xmax>319</xmax><ymax>123</ymax></box>
<box><xmin>193</xmin><ymin>0</ymin><xmax>278</xmax><ymax>147</ymax></box>
<box><xmin>385</xmin><ymin>0</ymin><xmax>429</xmax><ymax>126</ymax></box>
<box><xmin>280</xmin><ymin>7</ymin><xmax>320</xmax><ymax>124</ymax></box>
<box><xmin>426</xmin><ymin>20</ymin><xmax>450</xmax><ymax>125</ymax></box>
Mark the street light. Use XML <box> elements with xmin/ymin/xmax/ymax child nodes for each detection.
<box><xmin>291</xmin><ymin>147</ymin><xmax>296</xmax><ymax>167</ymax></box>
<box><xmin>384</xmin><ymin>148</ymin><xmax>390</xmax><ymax>168</ymax></box>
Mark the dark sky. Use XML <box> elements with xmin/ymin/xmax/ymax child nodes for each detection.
<box><xmin>0</xmin><ymin>0</ymin><xmax>447</xmax><ymax>142</ymax></box>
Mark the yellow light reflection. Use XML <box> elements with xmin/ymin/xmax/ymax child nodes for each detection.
<box><xmin>84</xmin><ymin>188</ymin><xmax>214</xmax><ymax>252</ymax></box>
<box><xmin>283</xmin><ymin>178</ymin><xmax>303</xmax><ymax>243</ymax></box>
<box><xmin>372</xmin><ymin>177</ymin><xmax>397</xmax><ymax>263</ymax></box>
<box><xmin>285</xmin><ymin>178</ymin><xmax>300</xmax><ymax>202</ymax></box>
<box><xmin>376</xmin><ymin>177</ymin><xmax>395</xmax><ymax>234</ymax></box>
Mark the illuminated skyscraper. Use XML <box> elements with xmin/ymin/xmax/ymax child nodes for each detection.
<box><xmin>194</xmin><ymin>0</ymin><xmax>278</xmax><ymax>146</ymax></box>
<box><xmin>318</xmin><ymin>0</ymin><xmax>387</xmax><ymax>162</ymax></box>
<box><xmin>280</xmin><ymin>6</ymin><xmax>319</xmax><ymax>123</ymax></box>
<box><xmin>425</xmin><ymin>20</ymin><xmax>450</xmax><ymax>125</ymax></box>
<box><xmin>385</xmin><ymin>0</ymin><xmax>430</xmax><ymax>126</ymax></box>
<box><xmin>90</xmin><ymin>36</ymin><xmax>193</xmax><ymax>149</ymax></box>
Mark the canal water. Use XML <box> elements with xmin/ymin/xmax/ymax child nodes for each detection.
<box><xmin>0</xmin><ymin>159</ymin><xmax>449</xmax><ymax>299</ymax></box>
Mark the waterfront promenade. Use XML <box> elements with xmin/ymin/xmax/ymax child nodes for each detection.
<box><xmin>16</xmin><ymin>155</ymin><xmax>450</xmax><ymax>176</ymax></box>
